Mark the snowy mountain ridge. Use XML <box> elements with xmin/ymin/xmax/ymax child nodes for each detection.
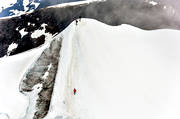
<box><xmin>1</xmin><ymin>18</ymin><xmax>180</xmax><ymax>119</ymax></box>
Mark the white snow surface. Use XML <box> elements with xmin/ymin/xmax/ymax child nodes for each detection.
<box><xmin>45</xmin><ymin>19</ymin><xmax>180</xmax><ymax>119</ymax></box>
<box><xmin>31</xmin><ymin>23</ymin><xmax>53</xmax><ymax>42</ymax></box>
<box><xmin>19</xmin><ymin>28</ymin><xmax>28</xmax><ymax>38</ymax></box>
<box><xmin>0</xmin><ymin>44</ymin><xmax>47</xmax><ymax>119</ymax></box>
<box><xmin>7</xmin><ymin>43</ymin><xmax>18</xmax><ymax>56</ymax></box>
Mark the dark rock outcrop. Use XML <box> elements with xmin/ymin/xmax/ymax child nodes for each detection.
<box><xmin>20</xmin><ymin>38</ymin><xmax>62</xmax><ymax>119</ymax></box>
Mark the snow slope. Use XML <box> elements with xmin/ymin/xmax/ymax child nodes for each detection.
<box><xmin>0</xmin><ymin>45</ymin><xmax>47</xmax><ymax>119</ymax></box>
<box><xmin>45</xmin><ymin>19</ymin><xmax>180</xmax><ymax>119</ymax></box>
<box><xmin>1</xmin><ymin>18</ymin><xmax>180</xmax><ymax>119</ymax></box>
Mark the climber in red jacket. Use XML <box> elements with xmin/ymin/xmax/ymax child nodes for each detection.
<box><xmin>74</xmin><ymin>88</ymin><xmax>77</xmax><ymax>95</ymax></box>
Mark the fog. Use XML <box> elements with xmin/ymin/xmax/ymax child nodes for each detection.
<box><xmin>85</xmin><ymin>0</ymin><xmax>180</xmax><ymax>29</ymax></box>
<box><xmin>49</xmin><ymin>0</ymin><xmax>180</xmax><ymax>30</ymax></box>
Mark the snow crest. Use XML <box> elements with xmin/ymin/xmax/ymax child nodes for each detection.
<box><xmin>45</xmin><ymin>19</ymin><xmax>180</xmax><ymax>119</ymax></box>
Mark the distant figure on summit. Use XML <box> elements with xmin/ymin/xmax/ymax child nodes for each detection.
<box><xmin>75</xmin><ymin>16</ymin><xmax>82</xmax><ymax>25</ymax></box>
<box><xmin>75</xmin><ymin>19</ymin><xmax>78</xmax><ymax>25</ymax></box>
<box><xmin>79</xmin><ymin>16</ymin><xmax>82</xmax><ymax>21</ymax></box>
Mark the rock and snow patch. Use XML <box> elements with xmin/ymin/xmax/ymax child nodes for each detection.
<box><xmin>9</xmin><ymin>9</ymin><xmax>25</xmax><ymax>16</ymax></box>
<box><xmin>23</xmin><ymin>0</ymin><xmax>30</xmax><ymax>11</ymax></box>
<box><xmin>42</xmin><ymin>63</ymin><xmax>53</xmax><ymax>79</ymax></box>
<box><xmin>31</xmin><ymin>24</ymin><xmax>46</xmax><ymax>38</ymax></box>
<box><xmin>19</xmin><ymin>28</ymin><xmax>28</xmax><ymax>38</ymax></box>
<box><xmin>19</xmin><ymin>39</ymin><xmax>61</xmax><ymax>119</ymax></box>
<box><xmin>23</xmin><ymin>0</ymin><xmax>40</xmax><ymax>13</ymax></box>
<box><xmin>7</xmin><ymin>43</ymin><xmax>18</xmax><ymax>56</ymax></box>
<box><xmin>32</xmin><ymin>23</ymin><xmax>35</xmax><ymax>26</ymax></box>
<box><xmin>30</xmin><ymin>1</ymin><xmax>40</xmax><ymax>10</ymax></box>
<box><xmin>27</xmin><ymin>22</ymin><xmax>35</xmax><ymax>26</ymax></box>
<box><xmin>31</xmin><ymin>23</ymin><xmax>53</xmax><ymax>42</ymax></box>
<box><xmin>0</xmin><ymin>0</ymin><xmax>16</xmax><ymax>13</ymax></box>
<box><xmin>0</xmin><ymin>0</ymin><xmax>40</xmax><ymax>18</ymax></box>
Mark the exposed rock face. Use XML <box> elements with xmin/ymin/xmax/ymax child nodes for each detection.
<box><xmin>0</xmin><ymin>10</ymin><xmax>60</xmax><ymax>57</ymax></box>
<box><xmin>20</xmin><ymin>37</ymin><xmax>62</xmax><ymax>119</ymax></box>
<box><xmin>1</xmin><ymin>0</ymin><xmax>180</xmax><ymax>58</ymax></box>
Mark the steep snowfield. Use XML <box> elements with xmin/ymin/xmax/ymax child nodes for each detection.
<box><xmin>45</xmin><ymin>19</ymin><xmax>180</xmax><ymax>119</ymax></box>
<box><xmin>0</xmin><ymin>45</ymin><xmax>47</xmax><ymax>119</ymax></box>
